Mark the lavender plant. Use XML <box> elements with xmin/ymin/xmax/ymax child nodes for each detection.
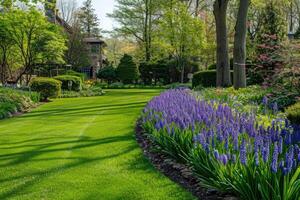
<box><xmin>142</xmin><ymin>89</ymin><xmax>300</xmax><ymax>200</ymax></box>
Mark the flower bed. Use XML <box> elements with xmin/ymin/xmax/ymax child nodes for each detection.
<box><xmin>141</xmin><ymin>89</ymin><xmax>300</xmax><ymax>200</ymax></box>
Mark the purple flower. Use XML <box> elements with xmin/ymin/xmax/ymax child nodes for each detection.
<box><xmin>214</xmin><ymin>149</ymin><xmax>219</xmax><ymax>159</ymax></box>
<box><xmin>271</xmin><ymin>143</ymin><xmax>279</xmax><ymax>173</ymax></box>
<box><xmin>262</xmin><ymin>96</ymin><xmax>268</xmax><ymax>105</ymax></box>
<box><xmin>240</xmin><ymin>139</ymin><xmax>247</xmax><ymax>165</ymax></box>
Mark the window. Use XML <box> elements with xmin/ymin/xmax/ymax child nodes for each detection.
<box><xmin>91</xmin><ymin>44</ymin><xmax>100</xmax><ymax>53</ymax></box>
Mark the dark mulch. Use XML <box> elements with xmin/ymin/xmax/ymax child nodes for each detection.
<box><xmin>135</xmin><ymin>121</ymin><xmax>238</xmax><ymax>200</ymax></box>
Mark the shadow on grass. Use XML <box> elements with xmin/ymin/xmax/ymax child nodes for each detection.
<box><xmin>20</xmin><ymin>101</ymin><xmax>149</xmax><ymax>118</ymax></box>
<box><xmin>0</xmin><ymin>133</ymin><xmax>137</xmax><ymax>199</ymax></box>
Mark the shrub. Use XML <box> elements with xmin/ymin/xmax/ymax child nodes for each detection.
<box><xmin>286</xmin><ymin>102</ymin><xmax>300</xmax><ymax>125</ymax></box>
<box><xmin>0</xmin><ymin>87</ymin><xmax>40</xmax><ymax>119</ymax></box>
<box><xmin>54</xmin><ymin>75</ymin><xmax>82</xmax><ymax>91</ymax></box>
<box><xmin>139</xmin><ymin>61</ymin><xmax>170</xmax><ymax>85</ymax></box>
<box><xmin>66</xmin><ymin>70</ymin><xmax>87</xmax><ymax>81</ymax></box>
<box><xmin>97</xmin><ymin>66</ymin><xmax>117</xmax><ymax>83</ymax></box>
<box><xmin>109</xmin><ymin>82</ymin><xmax>124</xmax><ymax>89</ymax></box>
<box><xmin>192</xmin><ymin>70</ymin><xmax>234</xmax><ymax>88</ymax></box>
<box><xmin>117</xmin><ymin>54</ymin><xmax>139</xmax><ymax>84</ymax></box>
<box><xmin>30</xmin><ymin>77</ymin><xmax>61</xmax><ymax>100</ymax></box>
<box><xmin>164</xmin><ymin>82</ymin><xmax>192</xmax><ymax>89</ymax></box>
<box><xmin>60</xmin><ymin>86</ymin><xmax>104</xmax><ymax>98</ymax></box>
<box><xmin>207</xmin><ymin>63</ymin><xmax>216</xmax><ymax>70</ymax></box>
<box><xmin>192</xmin><ymin>70</ymin><xmax>216</xmax><ymax>88</ymax></box>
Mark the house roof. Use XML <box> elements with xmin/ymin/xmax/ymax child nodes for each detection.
<box><xmin>83</xmin><ymin>37</ymin><xmax>106</xmax><ymax>45</ymax></box>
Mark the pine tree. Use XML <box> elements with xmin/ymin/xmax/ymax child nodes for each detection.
<box><xmin>77</xmin><ymin>0</ymin><xmax>100</xmax><ymax>37</ymax></box>
<box><xmin>117</xmin><ymin>54</ymin><xmax>139</xmax><ymax>84</ymax></box>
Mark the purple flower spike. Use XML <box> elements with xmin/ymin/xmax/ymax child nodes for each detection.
<box><xmin>271</xmin><ymin>143</ymin><xmax>279</xmax><ymax>173</ymax></box>
<box><xmin>240</xmin><ymin>139</ymin><xmax>247</xmax><ymax>165</ymax></box>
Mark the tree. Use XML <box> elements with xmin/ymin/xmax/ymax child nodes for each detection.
<box><xmin>117</xmin><ymin>54</ymin><xmax>139</xmax><ymax>84</ymax></box>
<box><xmin>97</xmin><ymin>65</ymin><xmax>117</xmax><ymax>83</ymax></box>
<box><xmin>0</xmin><ymin>16</ymin><xmax>14</xmax><ymax>84</ymax></box>
<box><xmin>78</xmin><ymin>0</ymin><xmax>100</xmax><ymax>37</ymax></box>
<box><xmin>251</xmin><ymin>1</ymin><xmax>286</xmax><ymax>85</ymax></box>
<box><xmin>157</xmin><ymin>1</ymin><xmax>205</xmax><ymax>83</ymax></box>
<box><xmin>1</xmin><ymin>8</ymin><xmax>67</xmax><ymax>84</ymax></box>
<box><xmin>57</xmin><ymin>0</ymin><xmax>78</xmax><ymax>25</ymax></box>
<box><xmin>213</xmin><ymin>0</ymin><xmax>231</xmax><ymax>87</ymax></box>
<box><xmin>233</xmin><ymin>0</ymin><xmax>250</xmax><ymax>89</ymax></box>
<box><xmin>109</xmin><ymin>0</ymin><xmax>161</xmax><ymax>62</ymax></box>
<box><xmin>65</xmin><ymin>15</ymin><xmax>91</xmax><ymax>68</ymax></box>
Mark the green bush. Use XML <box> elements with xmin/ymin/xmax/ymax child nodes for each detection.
<box><xmin>54</xmin><ymin>75</ymin><xmax>82</xmax><ymax>91</ymax></box>
<box><xmin>97</xmin><ymin>66</ymin><xmax>117</xmax><ymax>83</ymax></box>
<box><xmin>66</xmin><ymin>70</ymin><xmax>87</xmax><ymax>81</ymax></box>
<box><xmin>0</xmin><ymin>87</ymin><xmax>40</xmax><ymax>119</ymax></box>
<box><xmin>285</xmin><ymin>102</ymin><xmax>300</xmax><ymax>125</ymax></box>
<box><xmin>193</xmin><ymin>70</ymin><xmax>217</xmax><ymax>88</ymax></box>
<box><xmin>164</xmin><ymin>82</ymin><xmax>192</xmax><ymax>89</ymax></box>
<box><xmin>117</xmin><ymin>54</ymin><xmax>139</xmax><ymax>84</ymax></box>
<box><xmin>192</xmin><ymin>70</ymin><xmax>233</xmax><ymax>88</ymax></box>
<box><xmin>109</xmin><ymin>82</ymin><xmax>124</xmax><ymax>89</ymax></box>
<box><xmin>30</xmin><ymin>77</ymin><xmax>61</xmax><ymax>100</ymax></box>
<box><xmin>207</xmin><ymin>63</ymin><xmax>216</xmax><ymax>70</ymax></box>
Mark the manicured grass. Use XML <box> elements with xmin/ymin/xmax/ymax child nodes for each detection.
<box><xmin>0</xmin><ymin>89</ymin><xmax>195</xmax><ymax>200</ymax></box>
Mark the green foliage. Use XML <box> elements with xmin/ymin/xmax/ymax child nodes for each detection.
<box><xmin>97</xmin><ymin>66</ymin><xmax>117</xmax><ymax>83</ymax></box>
<box><xmin>192</xmin><ymin>70</ymin><xmax>234</xmax><ymax>88</ymax></box>
<box><xmin>30</xmin><ymin>77</ymin><xmax>62</xmax><ymax>100</ymax></box>
<box><xmin>208</xmin><ymin>63</ymin><xmax>216</xmax><ymax>70</ymax></box>
<box><xmin>0</xmin><ymin>8</ymin><xmax>67</xmax><ymax>84</ymax></box>
<box><xmin>78</xmin><ymin>0</ymin><xmax>101</xmax><ymax>37</ymax></box>
<box><xmin>286</xmin><ymin>102</ymin><xmax>300</xmax><ymax>125</ymax></box>
<box><xmin>117</xmin><ymin>54</ymin><xmax>139</xmax><ymax>84</ymax></box>
<box><xmin>60</xmin><ymin>86</ymin><xmax>104</xmax><ymax>98</ymax></box>
<box><xmin>156</xmin><ymin>1</ymin><xmax>206</xmax><ymax>77</ymax></box>
<box><xmin>66</xmin><ymin>70</ymin><xmax>87</xmax><ymax>81</ymax></box>
<box><xmin>54</xmin><ymin>75</ymin><xmax>82</xmax><ymax>91</ymax></box>
<box><xmin>164</xmin><ymin>83</ymin><xmax>192</xmax><ymax>89</ymax></box>
<box><xmin>192</xmin><ymin>70</ymin><xmax>217</xmax><ymax>88</ymax></box>
<box><xmin>197</xmin><ymin>86</ymin><xmax>270</xmax><ymax>114</ymax></box>
<box><xmin>139</xmin><ymin>61</ymin><xmax>170</xmax><ymax>85</ymax></box>
<box><xmin>0</xmin><ymin>87</ymin><xmax>40</xmax><ymax>119</ymax></box>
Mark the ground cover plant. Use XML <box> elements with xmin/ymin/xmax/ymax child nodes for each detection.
<box><xmin>142</xmin><ymin>89</ymin><xmax>300</xmax><ymax>200</ymax></box>
<box><xmin>0</xmin><ymin>87</ymin><xmax>40</xmax><ymax>119</ymax></box>
<box><xmin>59</xmin><ymin>85</ymin><xmax>104</xmax><ymax>98</ymax></box>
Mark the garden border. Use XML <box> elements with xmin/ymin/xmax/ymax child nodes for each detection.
<box><xmin>135</xmin><ymin>119</ymin><xmax>237</xmax><ymax>200</ymax></box>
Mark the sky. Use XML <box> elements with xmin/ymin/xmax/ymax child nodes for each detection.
<box><xmin>77</xmin><ymin>0</ymin><xmax>117</xmax><ymax>32</ymax></box>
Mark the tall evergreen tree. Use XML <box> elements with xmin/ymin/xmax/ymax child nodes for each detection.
<box><xmin>78</xmin><ymin>0</ymin><xmax>100</xmax><ymax>37</ymax></box>
<box><xmin>117</xmin><ymin>54</ymin><xmax>139</xmax><ymax>84</ymax></box>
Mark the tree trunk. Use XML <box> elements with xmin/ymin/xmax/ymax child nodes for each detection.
<box><xmin>233</xmin><ymin>0</ymin><xmax>250</xmax><ymax>89</ymax></box>
<box><xmin>144</xmin><ymin>0</ymin><xmax>151</xmax><ymax>62</ymax></box>
<box><xmin>213</xmin><ymin>0</ymin><xmax>231</xmax><ymax>87</ymax></box>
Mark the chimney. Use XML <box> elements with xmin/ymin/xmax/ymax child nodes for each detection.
<box><xmin>45</xmin><ymin>0</ymin><xmax>57</xmax><ymax>23</ymax></box>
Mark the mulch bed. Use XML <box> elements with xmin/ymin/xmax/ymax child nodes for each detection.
<box><xmin>135</xmin><ymin>120</ymin><xmax>238</xmax><ymax>200</ymax></box>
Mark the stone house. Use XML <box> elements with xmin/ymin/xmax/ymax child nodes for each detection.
<box><xmin>45</xmin><ymin>0</ymin><xmax>106</xmax><ymax>79</ymax></box>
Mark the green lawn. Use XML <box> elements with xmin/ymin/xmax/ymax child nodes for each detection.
<box><xmin>0</xmin><ymin>89</ymin><xmax>195</xmax><ymax>200</ymax></box>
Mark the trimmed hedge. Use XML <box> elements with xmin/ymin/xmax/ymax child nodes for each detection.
<box><xmin>192</xmin><ymin>70</ymin><xmax>233</xmax><ymax>88</ymax></box>
<box><xmin>286</xmin><ymin>102</ymin><xmax>300</xmax><ymax>125</ymax></box>
<box><xmin>66</xmin><ymin>70</ymin><xmax>87</xmax><ymax>81</ymax></box>
<box><xmin>54</xmin><ymin>75</ymin><xmax>82</xmax><ymax>91</ymax></box>
<box><xmin>30</xmin><ymin>77</ymin><xmax>62</xmax><ymax>100</ymax></box>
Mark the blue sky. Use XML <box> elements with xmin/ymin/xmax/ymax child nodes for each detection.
<box><xmin>78</xmin><ymin>0</ymin><xmax>116</xmax><ymax>32</ymax></box>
